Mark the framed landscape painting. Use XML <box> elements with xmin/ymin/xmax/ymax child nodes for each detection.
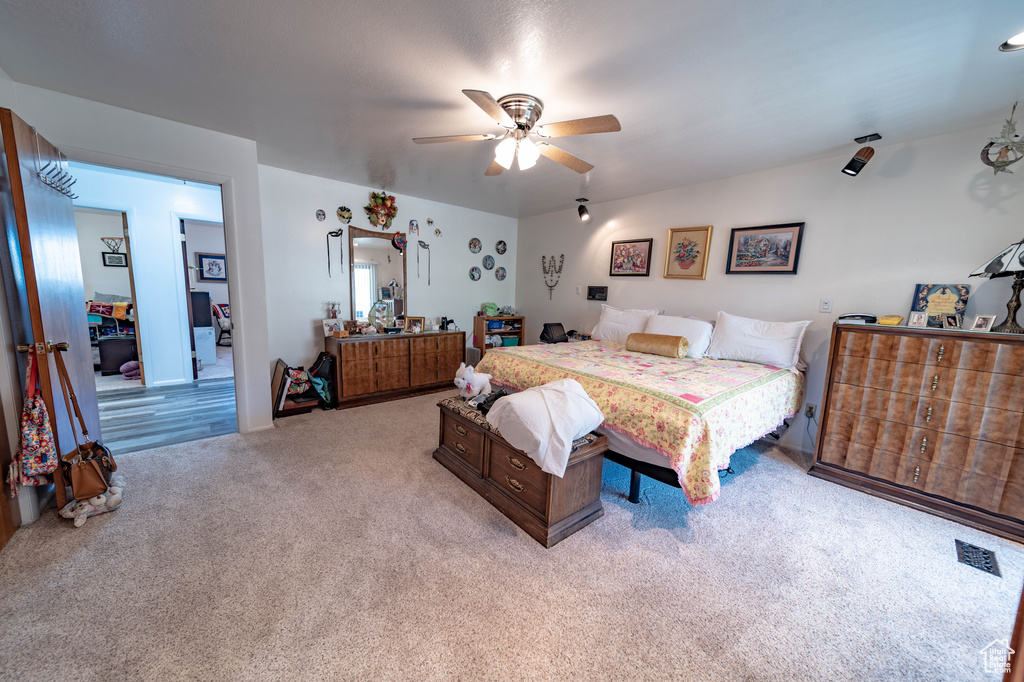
<box><xmin>665</xmin><ymin>226</ymin><xmax>712</xmax><ymax>279</ymax></box>
<box><xmin>609</xmin><ymin>238</ymin><xmax>653</xmax><ymax>276</ymax></box>
<box><xmin>725</xmin><ymin>223</ymin><xmax>804</xmax><ymax>274</ymax></box>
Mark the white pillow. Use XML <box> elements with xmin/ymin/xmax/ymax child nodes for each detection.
<box><xmin>643</xmin><ymin>315</ymin><xmax>714</xmax><ymax>358</ymax></box>
<box><xmin>706</xmin><ymin>312</ymin><xmax>810</xmax><ymax>370</ymax></box>
<box><xmin>590</xmin><ymin>305</ymin><xmax>658</xmax><ymax>345</ymax></box>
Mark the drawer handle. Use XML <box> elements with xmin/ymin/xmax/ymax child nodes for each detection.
<box><xmin>936</xmin><ymin>345</ymin><xmax>944</xmax><ymax>362</ymax></box>
<box><xmin>507</xmin><ymin>456</ymin><xmax>527</xmax><ymax>471</ymax></box>
<box><xmin>925</xmin><ymin>406</ymin><xmax>933</xmax><ymax>423</ymax></box>
<box><xmin>931</xmin><ymin>375</ymin><xmax>939</xmax><ymax>391</ymax></box>
<box><xmin>455</xmin><ymin>425</ymin><xmax>468</xmax><ymax>436</ymax></box>
<box><xmin>920</xmin><ymin>437</ymin><xmax>927</xmax><ymax>454</ymax></box>
<box><xmin>913</xmin><ymin>465</ymin><xmax>921</xmax><ymax>483</ymax></box>
<box><xmin>505</xmin><ymin>476</ymin><xmax>525</xmax><ymax>493</ymax></box>
<box><xmin>454</xmin><ymin>442</ymin><xmax>467</xmax><ymax>454</ymax></box>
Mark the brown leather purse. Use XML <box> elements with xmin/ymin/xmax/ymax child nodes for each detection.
<box><xmin>53</xmin><ymin>348</ymin><xmax>116</xmax><ymax>500</ymax></box>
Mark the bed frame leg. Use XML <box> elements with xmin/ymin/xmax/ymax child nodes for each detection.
<box><xmin>628</xmin><ymin>470</ymin><xmax>641</xmax><ymax>503</ymax></box>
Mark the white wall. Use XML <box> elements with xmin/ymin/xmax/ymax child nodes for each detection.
<box><xmin>0</xmin><ymin>65</ymin><xmax>15</xmax><ymax>109</ymax></box>
<box><xmin>10</xmin><ymin>83</ymin><xmax>272</xmax><ymax>432</ymax></box>
<box><xmin>71</xmin><ymin>164</ymin><xmax>224</xmax><ymax>385</ymax></box>
<box><xmin>74</xmin><ymin>208</ymin><xmax>133</xmax><ymax>302</ymax></box>
<box><xmin>258</xmin><ymin>166</ymin><xmax>519</xmax><ymax>368</ymax></box>
<box><xmin>183</xmin><ymin>220</ymin><xmax>229</xmax><ymax>304</ymax></box>
<box><xmin>516</xmin><ymin>122</ymin><xmax>1022</xmax><ymax>455</ymax></box>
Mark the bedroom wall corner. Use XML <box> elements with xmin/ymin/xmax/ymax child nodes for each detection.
<box><xmin>515</xmin><ymin>121</ymin><xmax>1024</xmax><ymax>456</ymax></box>
<box><xmin>0</xmin><ymin>65</ymin><xmax>16</xmax><ymax>110</ymax></box>
<box><xmin>257</xmin><ymin>165</ymin><xmax>519</xmax><ymax>371</ymax></box>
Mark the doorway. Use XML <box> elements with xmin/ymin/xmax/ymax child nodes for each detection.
<box><xmin>70</xmin><ymin>162</ymin><xmax>237</xmax><ymax>454</ymax></box>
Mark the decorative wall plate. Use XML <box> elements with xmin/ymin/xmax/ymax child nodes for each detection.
<box><xmin>316</xmin><ymin>209</ymin><xmax>326</xmax><ymax>221</ymax></box>
<box><xmin>469</xmin><ymin>266</ymin><xmax>481</xmax><ymax>281</ymax></box>
<box><xmin>495</xmin><ymin>240</ymin><xmax>507</xmax><ymax>255</ymax></box>
<box><xmin>469</xmin><ymin>238</ymin><xmax>482</xmax><ymax>253</ymax></box>
<box><xmin>337</xmin><ymin>206</ymin><xmax>352</xmax><ymax>223</ymax></box>
<box><xmin>495</xmin><ymin>267</ymin><xmax>507</xmax><ymax>281</ymax></box>
<box><xmin>482</xmin><ymin>255</ymin><xmax>495</xmax><ymax>270</ymax></box>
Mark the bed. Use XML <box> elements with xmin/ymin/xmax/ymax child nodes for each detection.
<box><xmin>474</xmin><ymin>340</ymin><xmax>804</xmax><ymax>505</ymax></box>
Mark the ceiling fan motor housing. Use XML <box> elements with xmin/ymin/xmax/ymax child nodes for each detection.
<box><xmin>497</xmin><ymin>94</ymin><xmax>544</xmax><ymax>132</ymax></box>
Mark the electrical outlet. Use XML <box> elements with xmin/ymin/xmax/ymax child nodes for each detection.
<box><xmin>576</xmin><ymin>284</ymin><xmax>581</xmax><ymax>295</ymax></box>
<box><xmin>805</xmin><ymin>404</ymin><xmax>816</xmax><ymax>419</ymax></box>
<box><xmin>819</xmin><ymin>297</ymin><xmax>834</xmax><ymax>314</ymax></box>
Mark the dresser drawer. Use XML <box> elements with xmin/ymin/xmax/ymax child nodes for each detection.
<box><xmin>488</xmin><ymin>440</ymin><xmax>548</xmax><ymax>517</ymax></box>
<box><xmin>441</xmin><ymin>413</ymin><xmax>484</xmax><ymax>473</ymax></box>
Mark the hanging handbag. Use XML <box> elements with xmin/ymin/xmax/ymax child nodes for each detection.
<box><xmin>18</xmin><ymin>353</ymin><xmax>58</xmax><ymax>477</ymax></box>
<box><xmin>53</xmin><ymin>348</ymin><xmax>116</xmax><ymax>500</ymax></box>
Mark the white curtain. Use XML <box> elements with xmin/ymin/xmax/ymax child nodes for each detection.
<box><xmin>353</xmin><ymin>263</ymin><xmax>377</xmax><ymax>320</ymax></box>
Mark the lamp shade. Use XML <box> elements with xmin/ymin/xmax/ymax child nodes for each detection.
<box><xmin>969</xmin><ymin>239</ymin><xmax>1024</xmax><ymax>278</ymax></box>
<box><xmin>494</xmin><ymin>138</ymin><xmax>516</xmax><ymax>170</ymax></box>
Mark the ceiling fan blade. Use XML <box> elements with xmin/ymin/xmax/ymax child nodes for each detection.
<box><xmin>413</xmin><ymin>133</ymin><xmax>497</xmax><ymax>144</ymax></box>
<box><xmin>463</xmin><ymin>90</ymin><xmax>516</xmax><ymax>128</ymax></box>
<box><xmin>484</xmin><ymin>159</ymin><xmax>505</xmax><ymax>176</ymax></box>
<box><xmin>537</xmin><ymin>143</ymin><xmax>594</xmax><ymax>174</ymax></box>
<box><xmin>535</xmin><ymin>114</ymin><xmax>621</xmax><ymax>138</ymax></box>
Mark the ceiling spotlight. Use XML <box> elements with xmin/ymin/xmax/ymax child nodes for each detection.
<box><xmin>842</xmin><ymin>145</ymin><xmax>876</xmax><ymax>176</ymax></box>
<box><xmin>576</xmin><ymin>198</ymin><xmax>590</xmax><ymax>222</ymax></box>
<box><xmin>1000</xmin><ymin>30</ymin><xmax>1024</xmax><ymax>51</ymax></box>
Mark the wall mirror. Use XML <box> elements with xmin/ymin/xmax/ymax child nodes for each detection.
<box><xmin>349</xmin><ymin>226</ymin><xmax>407</xmax><ymax>330</ymax></box>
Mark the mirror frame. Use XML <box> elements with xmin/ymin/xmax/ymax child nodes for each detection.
<box><xmin>348</xmin><ymin>226</ymin><xmax>407</xmax><ymax>324</ymax></box>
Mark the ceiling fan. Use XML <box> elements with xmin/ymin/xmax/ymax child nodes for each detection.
<box><xmin>413</xmin><ymin>90</ymin><xmax>620</xmax><ymax>176</ymax></box>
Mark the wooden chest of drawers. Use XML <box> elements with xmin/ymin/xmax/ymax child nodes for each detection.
<box><xmin>433</xmin><ymin>397</ymin><xmax>607</xmax><ymax>547</ymax></box>
<box><xmin>810</xmin><ymin>323</ymin><xmax>1024</xmax><ymax>540</ymax></box>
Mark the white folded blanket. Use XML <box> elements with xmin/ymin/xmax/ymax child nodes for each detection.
<box><xmin>486</xmin><ymin>378</ymin><xmax>604</xmax><ymax>477</ymax></box>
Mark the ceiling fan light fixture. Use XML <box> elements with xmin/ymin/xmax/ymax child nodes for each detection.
<box><xmin>576</xmin><ymin>198</ymin><xmax>590</xmax><ymax>222</ymax></box>
<box><xmin>1000</xmin><ymin>29</ymin><xmax>1024</xmax><ymax>51</ymax></box>
<box><xmin>494</xmin><ymin>137</ymin><xmax>516</xmax><ymax>169</ymax></box>
<box><xmin>517</xmin><ymin>137</ymin><xmax>540</xmax><ymax>170</ymax></box>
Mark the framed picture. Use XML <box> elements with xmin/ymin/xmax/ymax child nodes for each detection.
<box><xmin>725</xmin><ymin>222</ymin><xmax>804</xmax><ymax>274</ymax></box>
<box><xmin>907</xmin><ymin>311</ymin><xmax>928</xmax><ymax>328</ymax></box>
<box><xmin>379</xmin><ymin>286</ymin><xmax>393</xmax><ymax>301</ymax></box>
<box><xmin>102</xmin><ymin>252</ymin><xmax>128</xmax><ymax>268</ymax></box>
<box><xmin>586</xmin><ymin>286</ymin><xmax>608</xmax><ymax>301</ymax></box>
<box><xmin>970</xmin><ymin>314</ymin><xmax>996</xmax><ymax>332</ymax></box>
<box><xmin>609</xmin><ymin>238</ymin><xmax>653</xmax><ymax>276</ymax></box>
<box><xmin>404</xmin><ymin>316</ymin><xmax>425</xmax><ymax>333</ymax></box>
<box><xmin>322</xmin><ymin>319</ymin><xmax>343</xmax><ymax>337</ymax></box>
<box><xmin>942</xmin><ymin>314</ymin><xmax>962</xmax><ymax>330</ymax></box>
<box><xmin>665</xmin><ymin>226</ymin><xmax>712</xmax><ymax>279</ymax></box>
<box><xmin>910</xmin><ymin>284</ymin><xmax>971</xmax><ymax>328</ymax></box>
<box><xmin>196</xmin><ymin>252</ymin><xmax>227</xmax><ymax>282</ymax></box>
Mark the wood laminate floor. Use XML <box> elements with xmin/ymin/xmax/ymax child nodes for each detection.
<box><xmin>97</xmin><ymin>378</ymin><xmax>237</xmax><ymax>455</ymax></box>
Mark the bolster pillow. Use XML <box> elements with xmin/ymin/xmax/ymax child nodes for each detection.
<box><xmin>625</xmin><ymin>333</ymin><xmax>689</xmax><ymax>359</ymax></box>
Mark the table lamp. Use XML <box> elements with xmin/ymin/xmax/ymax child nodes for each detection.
<box><xmin>969</xmin><ymin>238</ymin><xmax>1024</xmax><ymax>333</ymax></box>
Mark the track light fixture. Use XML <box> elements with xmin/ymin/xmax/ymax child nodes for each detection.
<box><xmin>842</xmin><ymin>134</ymin><xmax>881</xmax><ymax>176</ymax></box>
<box><xmin>576</xmin><ymin>198</ymin><xmax>590</xmax><ymax>222</ymax></box>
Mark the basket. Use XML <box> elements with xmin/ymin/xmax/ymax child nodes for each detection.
<box><xmin>502</xmin><ymin>337</ymin><xmax>520</xmax><ymax>347</ymax></box>
<box><xmin>486</xmin><ymin>319</ymin><xmax>504</xmax><ymax>330</ymax></box>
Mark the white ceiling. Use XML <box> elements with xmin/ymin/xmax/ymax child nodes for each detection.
<box><xmin>1</xmin><ymin>0</ymin><xmax>1023</xmax><ymax>218</ymax></box>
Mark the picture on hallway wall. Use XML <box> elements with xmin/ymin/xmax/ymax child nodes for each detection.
<box><xmin>196</xmin><ymin>252</ymin><xmax>227</xmax><ymax>282</ymax></box>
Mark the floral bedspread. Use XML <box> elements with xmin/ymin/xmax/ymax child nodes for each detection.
<box><xmin>475</xmin><ymin>341</ymin><xmax>804</xmax><ymax>505</ymax></box>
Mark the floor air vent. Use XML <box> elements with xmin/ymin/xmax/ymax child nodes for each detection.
<box><xmin>955</xmin><ymin>539</ymin><xmax>1001</xmax><ymax>577</ymax></box>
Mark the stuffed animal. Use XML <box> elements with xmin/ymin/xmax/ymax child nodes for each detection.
<box><xmin>59</xmin><ymin>473</ymin><xmax>126</xmax><ymax>527</ymax></box>
<box><xmin>453</xmin><ymin>362</ymin><xmax>492</xmax><ymax>399</ymax></box>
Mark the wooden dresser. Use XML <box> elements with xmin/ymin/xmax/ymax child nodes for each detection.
<box><xmin>433</xmin><ymin>397</ymin><xmax>607</xmax><ymax>547</ymax></box>
<box><xmin>325</xmin><ymin>331</ymin><xmax>464</xmax><ymax>408</ymax></box>
<box><xmin>810</xmin><ymin>323</ymin><xmax>1024</xmax><ymax>540</ymax></box>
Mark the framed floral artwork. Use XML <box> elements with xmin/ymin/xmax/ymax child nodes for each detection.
<box><xmin>664</xmin><ymin>226</ymin><xmax>712</xmax><ymax>279</ymax></box>
<box><xmin>609</xmin><ymin>238</ymin><xmax>653</xmax><ymax>276</ymax></box>
<box><xmin>725</xmin><ymin>223</ymin><xmax>804</xmax><ymax>274</ymax></box>
<box><xmin>196</xmin><ymin>252</ymin><xmax>227</xmax><ymax>282</ymax></box>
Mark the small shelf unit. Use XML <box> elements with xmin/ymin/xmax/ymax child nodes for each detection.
<box><xmin>473</xmin><ymin>315</ymin><xmax>525</xmax><ymax>359</ymax></box>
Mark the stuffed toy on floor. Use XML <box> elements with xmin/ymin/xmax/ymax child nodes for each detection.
<box><xmin>453</xmin><ymin>362</ymin><xmax>492</xmax><ymax>399</ymax></box>
<box><xmin>59</xmin><ymin>473</ymin><xmax>126</xmax><ymax>527</ymax></box>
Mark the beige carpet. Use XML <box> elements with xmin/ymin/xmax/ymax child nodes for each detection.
<box><xmin>0</xmin><ymin>391</ymin><xmax>1020</xmax><ymax>681</ymax></box>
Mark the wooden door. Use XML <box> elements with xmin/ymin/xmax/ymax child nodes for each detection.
<box><xmin>0</xmin><ymin>109</ymin><xmax>101</xmax><ymax>512</ymax></box>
